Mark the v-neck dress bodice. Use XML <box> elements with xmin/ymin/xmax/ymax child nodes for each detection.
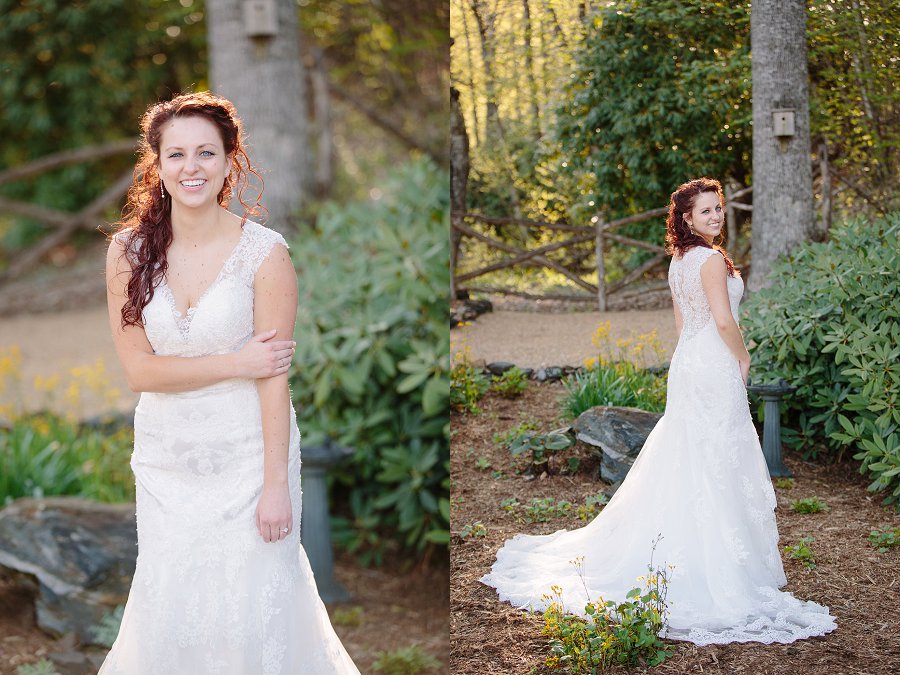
<box><xmin>99</xmin><ymin>219</ymin><xmax>361</xmax><ymax>674</ymax></box>
<box><xmin>144</xmin><ymin>219</ymin><xmax>266</xmax><ymax>353</ymax></box>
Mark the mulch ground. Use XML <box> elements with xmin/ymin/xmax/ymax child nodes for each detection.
<box><xmin>1</xmin><ymin>552</ymin><xmax>449</xmax><ymax>675</ymax></box>
<box><xmin>450</xmin><ymin>382</ymin><xmax>900</xmax><ymax>674</ymax></box>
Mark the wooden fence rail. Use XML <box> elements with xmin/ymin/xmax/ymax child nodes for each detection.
<box><xmin>452</xmin><ymin>188</ymin><xmax>754</xmax><ymax>311</ymax></box>
<box><xmin>0</xmin><ymin>140</ymin><xmax>138</xmax><ymax>281</ymax></box>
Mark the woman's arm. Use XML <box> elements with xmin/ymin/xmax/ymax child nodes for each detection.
<box><xmin>673</xmin><ymin>297</ymin><xmax>684</xmax><ymax>339</ymax></box>
<box><xmin>106</xmin><ymin>236</ymin><xmax>295</xmax><ymax>393</ymax></box>
<box><xmin>251</xmin><ymin>242</ymin><xmax>299</xmax><ymax>544</ymax></box>
<box><xmin>699</xmin><ymin>253</ymin><xmax>751</xmax><ymax>383</ymax></box>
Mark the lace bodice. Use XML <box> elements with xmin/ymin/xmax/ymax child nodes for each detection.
<box><xmin>668</xmin><ymin>246</ymin><xmax>743</xmax><ymax>339</ymax></box>
<box><xmin>142</xmin><ymin>219</ymin><xmax>288</xmax><ymax>356</ymax></box>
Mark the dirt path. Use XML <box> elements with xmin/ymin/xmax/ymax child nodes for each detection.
<box><xmin>0</xmin><ymin>242</ymin><xmax>136</xmax><ymax>419</ymax></box>
<box><xmin>451</xmin><ymin>307</ymin><xmax>678</xmax><ymax>370</ymax></box>
<box><xmin>0</xmin><ymin>304</ymin><xmax>137</xmax><ymax>419</ymax></box>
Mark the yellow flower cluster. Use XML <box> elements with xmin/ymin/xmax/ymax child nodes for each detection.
<box><xmin>0</xmin><ymin>345</ymin><xmax>23</xmax><ymax>390</ymax></box>
<box><xmin>588</xmin><ymin>321</ymin><xmax>666</xmax><ymax>370</ymax></box>
<box><xmin>0</xmin><ymin>346</ymin><xmax>121</xmax><ymax>423</ymax></box>
<box><xmin>540</xmin><ymin>551</ymin><xmax>675</xmax><ymax>671</ymax></box>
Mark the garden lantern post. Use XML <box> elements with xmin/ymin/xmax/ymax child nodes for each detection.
<box><xmin>747</xmin><ymin>379</ymin><xmax>795</xmax><ymax>478</ymax></box>
<box><xmin>300</xmin><ymin>439</ymin><xmax>354</xmax><ymax>602</ymax></box>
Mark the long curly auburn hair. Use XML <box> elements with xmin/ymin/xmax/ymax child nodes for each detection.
<box><xmin>664</xmin><ymin>177</ymin><xmax>737</xmax><ymax>277</ymax></box>
<box><xmin>114</xmin><ymin>91</ymin><xmax>266</xmax><ymax>328</ymax></box>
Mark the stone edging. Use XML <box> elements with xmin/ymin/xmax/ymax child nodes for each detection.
<box><xmin>482</xmin><ymin>360</ymin><xmax>670</xmax><ymax>382</ymax></box>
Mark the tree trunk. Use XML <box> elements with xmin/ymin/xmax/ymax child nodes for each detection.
<box><xmin>206</xmin><ymin>0</ymin><xmax>310</xmax><ymax>234</ymax></box>
<box><xmin>450</xmin><ymin>87</ymin><xmax>470</xmax><ymax>301</ymax></box>
<box><xmin>544</xmin><ymin>0</ymin><xmax>570</xmax><ymax>51</ymax></box>
<box><xmin>310</xmin><ymin>46</ymin><xmax>334</xmax><ymax>200</ymax></box>
<box><xmin>468</xmin><ymin>0</ymin><xmax>501</xmax><ymax>145</ymax></box>
<box><xmin>849</xmin><ymin>0</ymin><xmax>888</xmax><ymax>182</ymax></box>
<box><xmin>749</xmin><ymin>0</ymin><xmax>814</xmax><ymax>291</ymax></box>
<box><xmin>459</xmin><ymin>0</ymin><xmax>481</xmax><ymax>146</ymax></box>
<box><xmin>522</xmin><ymin>0</ymin><xmax>541</xmax><ymax>139</ymax></box>
<box><xmin>468</xmin><ymin>0</ymin><xmax>521</xmax><ymax>218</ymax></box>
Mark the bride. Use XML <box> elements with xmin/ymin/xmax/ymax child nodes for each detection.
<box><xmin>100</xmin><ymin>92</ymin><xmax>360</xmax><ymax>673</ymax></box>
<box><xmin>480</xmin><ymin>178</ymin><xmax>837</xmax><ymax>645</ymax></box>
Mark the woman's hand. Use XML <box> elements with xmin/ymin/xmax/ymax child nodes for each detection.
<box><xmin>255</xmin><ymin>482</ymin><xmax>293</xmax><ymax>543</ymax></box>
<box><xmin>234</xmin><ymin>329</ymin><xmax>295</xmax><ymax>379</ymax></box>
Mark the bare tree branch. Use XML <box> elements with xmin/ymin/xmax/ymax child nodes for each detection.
<box><xmin>0</xmin><ymin>139</ymin><xmax>137</xmax><ymax>187</ymax></box>
<box><xmin>327</xmin><ymin>82</ymin><xmax>444</xmax><ymax>165</ymax></box>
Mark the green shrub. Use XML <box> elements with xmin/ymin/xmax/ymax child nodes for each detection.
<box><xmin>561</xmin><ymin>322</ymin><xmax>669</xmax><ymax>419</ymax></box>
<box><xmin>542</xmin><ymin>544</ymin><xmax>673</xmax><ymax>672</ymax></box>
<box><xmin>0</xmin><ymin>413</ymin><xmax>134</xmax><ymax>505</ymax></box>
<box><xmin>90</xmin><ymin>604</ymin><xmax>124</xmax><ymax>647</ymax></box>
<box><xmin>372</xmin><ymin>644</ymin><xmax>442</xmax><ymax>674</ymax></box>
<box><xmin>16</xmin><ymin>660</ymin><xmax>59</xmax><ymax>675</ymax></box>
<box><xmin>474</xmin><ymin>456</ymin><xmax>491</xmax><ymax>470</ymax></box>
<box><xmin>743</xmin><ymin>212</ymin><xmax>900</xmax><ymax>505</ymax></box>
<box><xmin>784</xmin><ymin>536</ymin><xmax>818</xmax><ymax>570</ymax></box>
<box><xmin>459</xmin><ymin>521</ymin><xmax>487</xmax><ymax>540</ymax></box>
<box><xmin>492</xmin><ymin>416</ymin><xmax>540</xmax><ymax>445</ymax></box>
<box><xmin>790</xmin><ymin>497</ymin><xmax>829</xmax><ymax>514</ymax></box>
<box><xmin>500</xmin><ymin>493</ymin><xmax>608</xmax><ymax>524</ymax></box>
<box><xmin>867</xmin><ymin>527</ymin><xmax>900</xmax><ymax>553</ymax></box>
<box><xmin>561</xmin><ymin>362</ymin><xmax>667</xmax><ymax>419</ymax></box>
<box><xmin>332</xmin><ymin>605</ymin><xmax>365</xmax><ymax>627</ymax></box>
<box><xmin>524</xmin><ymin>497</ymin><xmax>573</xmax><ymax>523</ymax></box>
<box><xmin>490</xmin><ymin>366</ymin><xmax>529</xmax><ymax>398</ymax></box>
<box><xmin>502</xmin><ymin>428</ymin><xmax>574</xmax><ymax>474</ymax></box>
<box><xmin>576</xmin><ymin>492</ymin><xmax>609</xmax><ymax>522</ymax></box>
<box><xmin>450</xmin><ymin>349</ymin><xmax>489</xmax><ymax>414</ymax></box>
<box><xmin>287</xmin><ymin>159</ymin><xmax>449</xmax><ymax>562</ymax></box>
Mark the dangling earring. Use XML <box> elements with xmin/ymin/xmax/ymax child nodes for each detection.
<box><xmin>684</xmin><ymin>215</ymin><xmax>694</xmax><ymax>235</ymax></box>
<box><xmin>160</xmin><ymin>181</ymin><xmax>166</xmax><ymax>199</ymax></box>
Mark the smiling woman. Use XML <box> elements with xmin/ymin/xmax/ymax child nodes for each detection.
<box><xmin>99</xmin><ymin>92</ymin><xmax>361</xmax><ymax>674</ymax></box>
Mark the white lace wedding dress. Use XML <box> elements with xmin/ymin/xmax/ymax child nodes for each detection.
<box><xmin>99</xmin><ymin>220</ymin><xmax>360</xmax><ymax>674</ymax></box>
<box><xmin>480</xmin><ymin>246</ymin><xmax>837</xmax><ymax>645</ymax></box>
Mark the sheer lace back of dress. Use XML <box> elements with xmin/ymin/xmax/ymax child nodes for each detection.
<box><xmin>668</xmin><ymin>246</ymin><xmax>743</xmax><ymax>339</ymax></box>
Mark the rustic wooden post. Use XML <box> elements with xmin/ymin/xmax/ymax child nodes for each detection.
<box><xmin>594</xmin><ymin>214</ymin><xmax>607</xmax><ymax>312</ymax></box>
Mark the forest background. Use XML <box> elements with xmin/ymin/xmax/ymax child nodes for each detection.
<box><xmin>450</xmin><ymin>0</ymin><xmax>898</xmax><ymax>296</ymax></box>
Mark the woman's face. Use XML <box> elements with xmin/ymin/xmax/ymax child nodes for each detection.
<box><xmin>158</xmin><ymin>115</ymin><xmax>232</xmax><ymax>210</ymax></box>
<box><xmin>684</xmin><ymin>191</ymin><xmax>723</xmax><ymax>244</ymax></box>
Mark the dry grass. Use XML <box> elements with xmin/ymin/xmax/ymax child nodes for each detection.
<box><xmin>450</xmin><ymin>382</ymin><xmax>900</xmax><ymax>674</ymax></box>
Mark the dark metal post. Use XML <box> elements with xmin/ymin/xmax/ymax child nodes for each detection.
<box><xmin>746</xmin><ymin>379</ymin><xmax>795</xmax><ymax>477</ymax></box>
<box><xmin>300</xmin><ymin>439</ymin><xmax>354</xmax><ymax>602</ymax></box>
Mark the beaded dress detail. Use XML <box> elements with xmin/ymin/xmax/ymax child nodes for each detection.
<box><xmin>99</xmin><ymin>220</ymin><xmax>360</xmax><ymax>674</ymax></box>
<box><xmin>480</xmin><ymin>246</ymin><xmax>837</xmax><ymax>645</ymax></box>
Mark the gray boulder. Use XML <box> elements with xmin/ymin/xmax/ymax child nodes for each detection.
<box><xmin>535</xmin><ymin>366</ymin><xmax>564</xmax><ymax>382</ymax></box>
<box><xmin>486</xmin><ymin>361</ymin><xmax>517</xmax><ymax>375</ymax></box>
<box><xmin>573</xmin><ymin>406</ymin><xmax>663</xmax><ymax>483</ymax></box>
<box><xmin>0</xmin><ymin>497</ymin><xmax>136</xmax><ymax>644</ymax></box>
